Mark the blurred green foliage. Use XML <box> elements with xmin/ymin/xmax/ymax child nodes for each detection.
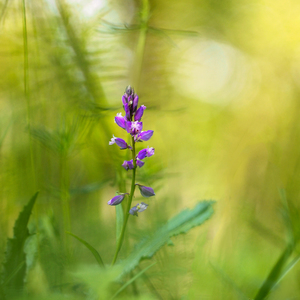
<box><xmin>1</xmin><ymin>0</ymin><xmax>300</xmax><ymax>298</ymax></box>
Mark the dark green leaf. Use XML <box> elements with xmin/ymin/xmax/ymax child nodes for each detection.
<box><xmin>1</xmin><ymin>192</ymin><xmax>38</xmax><ymax>295</ymax></box>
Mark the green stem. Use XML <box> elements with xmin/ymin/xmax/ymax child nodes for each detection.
<box><xmin>112</xmin><ymin>137</ymin><xmax>137</xmax><ymax>265</ymax></box>
<box><xmin>132</xmin><ymin>0</ymin><xmax>149</xmax><ymax>89</ymax></box>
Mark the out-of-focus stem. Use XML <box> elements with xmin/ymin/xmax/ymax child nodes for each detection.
<box><xmin>112</xmin><ymin>136</ymin><xmax>136</xmax><ymax>265</ymax></box>
<box><xmin>132</xmin><ymin>0</ymin><xmax>149</xmax><ymax>89</ymax></box>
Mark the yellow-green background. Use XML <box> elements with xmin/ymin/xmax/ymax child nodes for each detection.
<box><xmin>1</xmin><ymin>0</ymin><xmax>300</xmax><ymax>299</ymax></box>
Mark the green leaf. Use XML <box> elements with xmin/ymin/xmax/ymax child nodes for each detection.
<box><xmin>67</xmin><ymin>232</ymin><xmax>105</xmax><ymax>267</ymax></box>
<box><xmin>116</xmin><ymin>205</ymin><xmax>124</xmax><ymax>245</ymax></box>
<box><xmin>1</xmin><ymin>192</ymin><xmax>38</xmax><ymax>294</ymax></box>
<box><xmin>121</xmin><ymin>200</ymin><xmax>215</xmax><ymax>274</ymax></box>
<box><xmin>254</xmin><ymin>245</ymin><xmax>293</xmax><ymax>300</ymax></box>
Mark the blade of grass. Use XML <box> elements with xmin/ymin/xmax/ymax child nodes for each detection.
<box><xmin>254</xmin><ymin>245</ymin><xmax>293</xmax><ymax>300</ymax></box>
<box><xmin>277</xmin><ymin>254</ymin><xmax>300</xmax><ymax>284</ymax></box>
<box><xmin>67</xmin><ymin>232</ymin><xmax>105</xmax><ymax>267</ymax></box>
<box><xmin>110</xmin><ymin>262</ymin><xmax>156</xmax><ymax>300</ymax></box>
<box><xmin>116</xmin><ymin>204</ymin><xmax>124</xmax><ymax>245</ymax></box>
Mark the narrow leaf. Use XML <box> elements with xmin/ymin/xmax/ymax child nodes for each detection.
<box><xmin>110</xmin><ymin>262</ymin><xmax>156</xmax><ymax>300</ymax></box>
<box><xmin>67</xmin><ymin>232</ymin><xmax>104</xmax><ymax>267</ymax></box>
<box><xmin>121</xmin><ymin>200</ymin><xmax>215</xmax><ymax>274</ymax></box>
<box><xmin>1</xmin><ymin>192</ymin><xmax>38</xmax><ymax>293</ymax></box>
<box><xmin>116</xmin><ymin>205</ymin><xmax>124</xmax><ymax>245</ymax></box>
<box><xmin>254</xmin><ymin>245</ymin><xmax>293</xmax><ymax>300</ymax></box>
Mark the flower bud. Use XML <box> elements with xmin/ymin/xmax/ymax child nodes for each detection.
<box><xmin>108</xmin><ymin>193</ymin><xmax>128</xmax><ymax>205</ymax></box>
<box><xmin>122</xmin><ymin>160</ymin><xmax>134</xmax><ymax>171</ymax></box>
<box><xmin>136</xmin><ymin>184</ymin><xmax>155</xmax><ymax>197</ymax></box>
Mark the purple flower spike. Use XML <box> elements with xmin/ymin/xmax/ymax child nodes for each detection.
<box><xmin>122</xmin><ymin>160</ymin><xmax>134</xmax><ymax>171</ymax></box>
<box><xmin>134</xmin><ymin>105</ymin><xmax>146</xmax><ymax>121</ymax></box>
<box><xmin>136</xmin><ymin>158</ymin><xmax>145</xmax><ymax>168</ymax></box>
<box><xmin>115</xmin><ymin>113</ymin><xmax>126</xmax><ymax>129</ymax></box>
<box><xmin>108</xmin><ymin>193</ymin><xmax>128</xmax><ymax>206</ymax></box>
<box><xmin>126</xmin><ymin>121</ymin><xmax>143</xmax><ymax>135</ymax></box>
<box><xmin>135</xmin><ymin>130</ymin><xmax>154</xmax><ymax>142</ymax></box>
<box><xmin>132</xmin><ymin>95</ymin><xmax>139</xmax><ymax>112</ymax></box>
<box><xmin>129</xmin><ymin>202</ymin><xmax>149</xmax><ymax>216</ymax></box>
<box><xmin>136</xmin><ymin>184</ymin><xmax>155</xmax><ymax>197</ymax></box>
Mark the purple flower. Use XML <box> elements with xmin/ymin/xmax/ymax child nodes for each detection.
<box><xmin>108</xmin><ymin>193</ymin><xmax>128</xmax><ymax>206</ymax></box>
<box><xmin>109</xmin><ymin>135</ymin><xmax>132</xmax><ymax>150</ymax></box>
<box><xmin>134</xmin><ymin>105</ymin><xmax>146</xmax><ymax>121</ymax></box>
<box><xmin>137</xmin><ymin>146</ymin><xmax>155</xmax><ymax>159</ymax></box>
<box><xmin>136</xmin><ymin>158</ymin><xmax>145</xmax><ymax>168</ymax></box>
<box><xmin>136</xmin><ymin>184</ymin><xmax>155</xmax><ymax>197</ymax></box>
<box><xmin>129</xmin><ymin>202</ymin><xmax>149</xmax><ymax>216</ymax></box>
<box><xmin>125</xmin><ymin>121</ymin><xmax>143</xmax><ymax>135</ymax></box>
<box><xmin>115</xmin><ymin>113</ymin><xmax>126</xmax><ymax>129</ymax></box>
<box><xmin>135</xmin><ymin>130</ymin><xmax>154</xmax><ymax>142</ymax></box>
<box><xmin>122</xmin><ymin>160</ymin><xmax>134</xmax><ymax>171</ymax></box>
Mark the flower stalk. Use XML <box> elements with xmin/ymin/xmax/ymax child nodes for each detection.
<box><xmin>111</xmin><ymin>137</ymin><xmax>136</xmax><ymax>265</ymax></box>
<box><xmin>108</xmin><ymin>86</ymin><xmax>155</xmax><ymax>265</ymax></box>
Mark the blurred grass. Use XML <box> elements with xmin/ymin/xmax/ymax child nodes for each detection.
<box><xmin>1</xmin><ymin>0</ymin><xmax>300</xmax><ymax>298</ymax></box>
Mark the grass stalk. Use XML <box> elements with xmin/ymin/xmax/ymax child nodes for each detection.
<box><xmin>60</xmin><ymin>154</ymin><xmax>71</xmax><ymax>255</ymax></box>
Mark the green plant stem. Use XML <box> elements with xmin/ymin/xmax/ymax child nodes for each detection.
<box><xmin>112</xmin><ymin>137</ymin><xmax>137</xmax><ymax>265</ymax></box>
<box><xmin>132</xmin><ymin>0</ymin><xmax>149</xmax><ymax>89</ymax></box>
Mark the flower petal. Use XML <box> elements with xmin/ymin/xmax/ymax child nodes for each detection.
<box><xmin>129</xmin><ymin>202</ymin><xmax>149</xmax><ymax>216</ymax></box>
<box><xmin>137</xmin><ymin>149</ymin><xmax>147</xmax><ymax>160</ymax></box>
<box><xmin>136</xmin><ymin>158</ymin><xmax>145</xmax><ymax>168</ymax></box>
<box><xmin>135</xmin><ymin>130</ymin><xmax>153</xmax><ymax>142</ymax></box>
<box><xmin>115</xmin><ymin>113</ymin><xmax>126</xmax><ymax>129</ymax></box>
<box><xmin>134</xmin><ymin>105</ymin><xmax>146</xmax><ymax>121</ymax></box>
<box><xmin>132</xmin><ymin>95</ymin><xmax>139</xmax><ymax>112</ymax></box>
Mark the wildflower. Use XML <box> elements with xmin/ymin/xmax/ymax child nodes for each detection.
<box><xmin>108</xmin><ymin>193</ymin><xmax>128</xmax><ymax>206</ymax></box>
<box><xmin>109</xmin><ymin>135</ymin><xmax>132</xmax><ymax>150</ymax></box>
<box><xmin>129</xmin><ymin>202</ymin><xmax>149</xmax><ymax>216</ymax></box>
<box><xmin>135</xmin><ymin>130</ymin><xmax>154</xmax><ymax>142</ymax></box>
<box><xmin>122</xmin><ymin>160</ymin><xmax>134</xmax><ymax>171</ymax></box>
<box><xmin>137</xmin><ymin>147</ymin><xmax>155</xmax><ymax>160</ymax></box>
<box><xmin>136</xmin><ymin>184</ymin><xmax>155</xmax><ymax>197</ymax></box>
